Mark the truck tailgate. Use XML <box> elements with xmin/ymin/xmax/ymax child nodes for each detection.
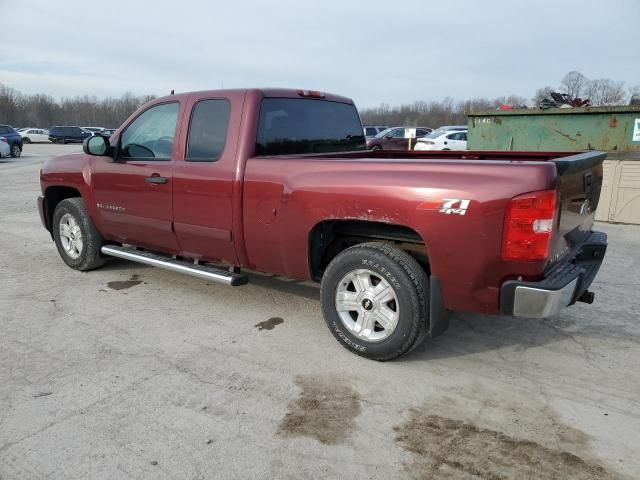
<box><xmin>549</xmin><ymin>151</ymin><xmax>607</xmax><ymax>265</ymax></box>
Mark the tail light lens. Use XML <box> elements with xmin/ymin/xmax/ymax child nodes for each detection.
<box><xmin>421</xmin><ymin>140</ymin><xmax>435</xmax><ymax>145</ymax></box>
<box><xmin>502</xmin><ymin>189</ymin><xmax>557</xmax><ymax>261</ymax></box>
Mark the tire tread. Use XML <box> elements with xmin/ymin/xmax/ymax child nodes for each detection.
<box><xmin>321</xmin><ymin>242</ymin><xmax>430</xmax><ymax>361</ymax></box>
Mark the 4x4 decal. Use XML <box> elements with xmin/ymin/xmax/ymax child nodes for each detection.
<box><xmin>418</xmin><ymin>198</ymin><xmax>471</xmax><ymax>215</ymax></box>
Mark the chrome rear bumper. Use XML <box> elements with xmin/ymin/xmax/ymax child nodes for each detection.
<box><xmin>501</xmin><ymin>231</ymin><xmax>607</xmax><ymax>319</ymax></box>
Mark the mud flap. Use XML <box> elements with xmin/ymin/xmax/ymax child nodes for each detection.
<box><xmin>429</xmin><ymin>276</ymin><xmax>451</xmax><ymax>338</ymax></box>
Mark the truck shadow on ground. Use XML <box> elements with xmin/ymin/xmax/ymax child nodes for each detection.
<box><xmin>405</xmin><ymin>308</ymin><xmax>638</xmax><ymax>362</ymax></box>
<box><xmin>98</xmin><ymin>259</ymin><xmax>636</xmax><ymax>359</ymax></box>
<box><xmin>246</xmin><ymin>271</ymin><xmax>639</xmax><ymax>361</ymax></box>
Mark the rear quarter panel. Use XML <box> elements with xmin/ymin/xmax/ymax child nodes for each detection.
<box><xmin>242</xmin><ymin>157</ymin><xmax>558</xmax><ymax>313</ymax></box>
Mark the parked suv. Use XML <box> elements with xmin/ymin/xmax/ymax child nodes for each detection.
<box><xmin>0</xmin><ymin>124</ymin><xmax>23</xmax><ymax>157</ymax></box>
<box><xmin>48</xmin><ymin>126</ymin><xmax>92</xmax><ymax>144</ymax></box>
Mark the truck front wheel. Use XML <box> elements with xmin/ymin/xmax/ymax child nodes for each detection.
<box><xmin>52</xmin><ymin>198</ymin><xmax>106</xmax><ymax>271</ymax></box>
<box><xmin>320</xmin><ymin>242</ymin><xmax>429</xmax><ymax>361</ymax></box>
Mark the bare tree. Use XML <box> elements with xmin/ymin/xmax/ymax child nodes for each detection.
<box><xmin>532</xmin><ymin>86</ymin><xmax>554</xmax><ymax>105</ymax></box>
<box><xmin>360</xmin><ymin>94</ymin><xmax>524</xmax><ymax>128</ymax></box>
<box><xmin>560</xmin><ymin>71</ymin><xmax>588</xmax><ymax>100</ymax></box>
<box><xmin>585</xmin><ymin>79</ymin><xmax>627</xmax><ymax>106</ymax></box>
<box><xmin>0</xmin><ymin>83</ymin><xmax>155</xmax><ymax>128</ymax></box>
<box><xmin>0</xmin><ymin>84</ymin><xmax>22</xmax><ymax>125</ymax></box>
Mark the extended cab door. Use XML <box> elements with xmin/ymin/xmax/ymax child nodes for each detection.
<box><xmin>91</xmin><ymin>101</ymin><xmax>181</xmax><ymax>252</ymax></box>
<box><xmin>171</xmin><ymin>92</ymin><xmax>242</xmax><ymax>265</ymax></box>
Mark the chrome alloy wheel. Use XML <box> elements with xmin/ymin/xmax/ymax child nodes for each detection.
<box><xmin>59</xmin><ymin>213</ymin><xmax>83</xmax><ymax>259</ymax></box>
<box><xmin>335</xmin><ymin>268</ymin><xmax>400</xmax><ymax>342</ymax></box>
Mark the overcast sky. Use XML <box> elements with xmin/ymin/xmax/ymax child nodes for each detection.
<box><xmin>1</xmin><ymin>0</ymin><xmax>638</xmax><ymax>109</ymax></box>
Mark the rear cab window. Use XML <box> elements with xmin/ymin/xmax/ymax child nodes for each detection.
<box><xmin>255</xmin><ymin>98</ymin><xmax>365</xmax><ymax>156</ymax></box>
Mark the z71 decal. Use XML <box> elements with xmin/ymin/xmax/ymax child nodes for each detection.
<box><xmin>417</xmin><ymin>198</ymin><xmax>471</xmax><ymax>216</ymax></box>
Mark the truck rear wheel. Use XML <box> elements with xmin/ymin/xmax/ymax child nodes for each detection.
<box><xmin>52</xmin><ymin>198</ymin><xmax>106</xmax><ymax>271</ymax></box>
<box><xmin>320</xmin><ymin>242</ymin><xmax>429</xmax><ymax>361</ymax></box>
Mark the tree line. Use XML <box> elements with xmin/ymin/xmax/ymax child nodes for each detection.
<box><xmin>1</xmin><ymin>71</ymin><xmax>638</xmax><ymax>129</ymax></box>
<box><xmin>0</xmin><ymin>83</ymin><xmax>155</xmax><ymax>128</ymax></box>
<box><xmin>361</xmin><ymin>71</ymin><xmax>638</xmax><ymax>128</ymax></box>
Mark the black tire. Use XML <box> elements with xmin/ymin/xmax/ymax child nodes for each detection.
<box><xmin>10</xmin><ymin>144</ymin><xmax>21</xmax><ymax>157</ymax></box>
<box><xmin>52</xmin><ymin>197</ymin><xmax>106</xmax><ymax>271</ymax></box>
<box><xmin>320</xmin><ymin>242</ymin><xmax>429</xmax><ymax>361</ymax></box>
<box><xmin>370</xmin><ymin>144</ymin><xmax>382</xmax><ymax>151</ymax></box>
<box><xmin>22</xmin><ymin>137</ymin><xmax>31</xmax><ymax>144</ymax></box>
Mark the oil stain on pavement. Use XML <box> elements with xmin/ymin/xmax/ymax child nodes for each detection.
<box><xmin>255</xmin><ymin>317</ymin><xmax>284</xmax><ymax>331</ymax></box>
<box><xmin>107</xmin><ymin>274</ymin><xmax>143</xmax><ymax>291</ymax></box>
<box><xmin>277</xmin><ymin>374</ymin><xmax>361</xmax><ymax>445</ymax></box>
<box><xmin>393</xmin><ymin>384</ymin><xmax>622</xmax><ymax>480</ymax></box>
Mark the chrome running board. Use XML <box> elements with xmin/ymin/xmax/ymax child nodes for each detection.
<box><xmin>101</xmin><ymin>245</ymin><xmax>248</xmax><ymax>286</ymax></box>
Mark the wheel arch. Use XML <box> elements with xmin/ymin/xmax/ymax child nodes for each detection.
<box><xmin>309</xmin><ymin>219</ymin><xmax>451</xmax><ymax>338</ymax></box>
<box><xmin>42</xmin><ymin>185</ymin><xmax>83</xmax><ymax>234</ymax></box>
<box><xmin>308</xmin><ymin>219</ymin><xmax>429</xmax><ymax>282</ymax></box>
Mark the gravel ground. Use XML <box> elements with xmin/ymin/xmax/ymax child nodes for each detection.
<box><xmin>1</xmin><ymin>144</ymin><xmax>639</xmax><ymax>479</ymax></box>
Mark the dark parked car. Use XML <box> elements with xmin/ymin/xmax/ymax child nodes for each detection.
<box><xmin>366</xmin><ymin>127</ymin><xmax>431</xmax><ymax>150</ymax></box>
<box><xmin>48</xmin><ymin>126</ymin><xmax>92</xmax><ymax>144</ymax></box>
<box><xmin>0</xmin><ymin>124</ymin><xmax>23</xmax><ymax>157</ymax></box>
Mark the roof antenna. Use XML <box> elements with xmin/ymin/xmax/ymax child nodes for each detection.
<box><xmin>170</xmin><ymin>89</ymin><xmax>174</xmax><ymax>95</ymax></box>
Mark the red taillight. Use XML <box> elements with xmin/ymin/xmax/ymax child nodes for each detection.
<box><xmin>502</xmin><ymin>189</ymin><xmax>557</xmax><ymax>261</ymax></box>
<box><xmin>297</xmin><ymin>89</ymin><xmax>325</xmax><ymax>98</ymax></box>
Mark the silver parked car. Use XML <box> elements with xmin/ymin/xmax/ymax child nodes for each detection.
<box><xmin>0</xmin><ymin>137</ymin><xmax>11</xmax><ymax>158</ymax></box>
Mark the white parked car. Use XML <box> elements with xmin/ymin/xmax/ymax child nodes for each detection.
<box><xmin>414</xmin><ymin>129</ymin><xmax>468</xmax><ymax>151</ymax></box>
<box><xmin>0</xmin><ymin>137</ymin><xmax>11</xmax><ymax>157</ymax></box>
<box><xmin>20</xmin><ymin>128</ymin><xmax>50</xmax><ymax>143</ymax></box>
<box><xmin>82</xmin><ymin>127</ymin><xmax>106</xmax><ymax>135</ymax></box>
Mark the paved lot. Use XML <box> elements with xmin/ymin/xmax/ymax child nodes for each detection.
<box><xmin>1</xmin><ymin>144</ymin><xmax>639</xmax><ymax>479</ymax></box>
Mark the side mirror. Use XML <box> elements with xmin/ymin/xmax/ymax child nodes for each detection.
<box><xmin>385</xmin><ymin>134</ymin><xmax>393</xmax><ymax>139</ymax></box>
<box><xmin>84</xmin><ymin>135</ymin><xmax>110</xmax><ymax>156</ymax></box>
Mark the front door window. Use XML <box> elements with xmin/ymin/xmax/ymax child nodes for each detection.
<box><xmin>120</xmin><ymin>103</ymin><xmax>179</xmax><ymax>160</ymax></box>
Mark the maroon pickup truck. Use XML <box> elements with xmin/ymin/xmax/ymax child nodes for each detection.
<box><xmin>38</xmin><ymin>88</ymin><xmax>607</xmax><ymax>360</ymax></box>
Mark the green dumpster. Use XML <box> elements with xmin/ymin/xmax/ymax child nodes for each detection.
<box><xmin>467</xmin><ymin>106</ymin><xmax>640</xmax><ymax>225</ymax></box>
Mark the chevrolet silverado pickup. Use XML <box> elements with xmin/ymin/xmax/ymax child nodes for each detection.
<box><xmin>38</xmin><ymin>88</ymin><xmax>608</xmax><ymax>360</ymax></box>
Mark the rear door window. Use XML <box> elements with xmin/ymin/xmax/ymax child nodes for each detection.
<box><xmin>255</xmin><ymin>98</ymin><xmax>365</xmax><ymax>156</ymax></box>
<box><xmin>185</xmin><ymin>99</ymin><xmax>231</xmax><ymax>162</ymax></box>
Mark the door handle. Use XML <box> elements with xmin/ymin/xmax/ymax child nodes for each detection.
<box><xmin>145</xmin><ymin>174</ymin><xmax>167</xmax><ymax>185</ymax></box>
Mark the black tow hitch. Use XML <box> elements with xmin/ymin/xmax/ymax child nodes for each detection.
<box><xmin>577</xmin><ymin>290</ymin><xmax>595</xmax><ymax>304</ymax></box>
